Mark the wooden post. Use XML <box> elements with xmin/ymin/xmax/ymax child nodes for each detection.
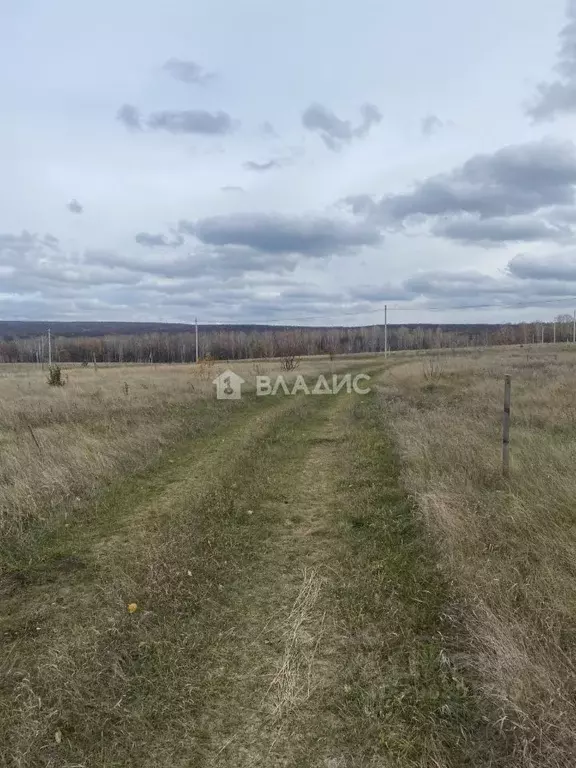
<box><xmin>502</xmin><ymin>375</ymin><xmax>511</xmax><ymax>478</ymax></box>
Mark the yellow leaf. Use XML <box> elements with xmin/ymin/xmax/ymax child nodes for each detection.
<box><xmin>127</xmin><ymin>603</ymin><xmax>137</xmax><ymax>613</ymax></box>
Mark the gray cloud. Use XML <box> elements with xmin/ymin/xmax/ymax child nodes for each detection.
<box><xmin>147</xmin><ymin>109</ymin><xmax>237</xmax><ymax>135</ymax></box>
<box><xmin>0</xmin><ymin>231</ymin><xmax>58</xmax><ymax>266</ymax></box>
<box><xmin>404</xmin><ymin>270</ymin><xmax>515</xmax><ymax>299</ymax></box>
<box><xmin>162</xmin><ymin>58</ymin><xmax>216</xmax><ymax>85</ymax></box>
<box><xmin>0</xmin><ymin>230</ymin><xmax>334</xmax><ymax>323</ymax></box>
<box><xmin>135</xmin><ymin>231</ymin><xmax>184</xmax><ymax>248</ymax></box>
<box><xmin>176</xmin><ymin>220</ymin><xmax>195</xmax><ymax>237</ymax></box>
<box><xmin>0</xmin><ymin>232</ymin><xmax>303</xmax><ymax>294</ymax></box>
<box><xmin>508</xmin><ymin>252</ymin><xmax>576</xmax><ymax>281</ymax></box>
<box><xmin>6</xmin><ymin>224</ymin><xmax>576</xmax><ymax>322</ymax></box>
<box><xmin>194</xmin><ymin>247</ymin><xmax>301</xmax><ymax>277</ymax></box>
<box><xmin>243</xmin><ymin>158</ymin><xmax>283</xmax><ymax>172</ymax></box>
<box><xmin>421</xmin><ymin>114</ymin><xmax>443</xmax><ymax>136</ymax></box>
<box><xmin>86</xmin><ymin>244</ymin><xmax>302</xmax><ymax>280</ymax></box>
<box><xmin>364</xmin><ymin>139</ymin><xmax>576</xmax><ymax>227</ymax></box>
<box><xmin>184</xmin><ymin>212</ymin><xmax>382</xmax><ymax>255</ymax></box>
<box><xmin>0</xmin><ymin>228</ymin><xmax>390</xmax><ymax>324</ymax></box>
<box><xmin>260</xmin><ymin>121</ymin><xmax>277</xmax><ymax>137</ymax></box>
<box><xmin>117</xmin><ymin>103</ymin><xmax>142</xmax><ymax>131</ymax></box>
<box><xmin>433</xmin><ymin>215</ymin><xmax>573</xmax><ymax>245</ymax></box>
<box><xmin>43</xmin><ymin>234</ymin><xmax>60</xmax><ymax>249</ymax></box>
<box><xmin>395</xmin><ymin>253</ymin><xmax>576</xmax><ymax>308</ymax></box>
<box><xmin>340</xmin><ymin>194</ymin><xmax>376</xmax><ymax>215</ymax></box>
<box><xmin>230</xmin><ymin>291</ymin><xmax>357</xmax><ymax>321</ymax></box>
<box><xmin>66</xmin><ymin>198</ymin><xmax>84</xmax><ymax>214</ymax></box>
<box><xmin>221</xmin><ymin>185</ymin><xmax>245</xmax><ymax>193</ymax></box>
<box><xmin>302</xmin><ymin>102</ymin><xmax>382</xmax><ymax>151</ymax></box>
<box><xmin>0</xmin><ymin>236</ymin><xmax>141</xmax><ymax>296</ymax></box>
<box><xmin>348</xmin><ymin>283</ymin><xmax>415</xmax><ymax>302</ymax></box>
<box><xmin>549</xmin><ymin>205</ymin><xmax>576</xmax><ymax>223</ymax></box>
<box><xmin>355</xmin><ymin>103</ymin><xmax>382</xmax><ymax>137</ymax></box>
<box><xmin>526</xmin><ymin>2</ymin><xmax>576</xmax><ymax>121</ymax></box>
<box><xmin>528</xmin><ymin>82</ymin><xmax>576</xmax><ymax>122</ymax></box>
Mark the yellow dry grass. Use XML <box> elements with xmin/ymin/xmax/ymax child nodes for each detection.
<box><xmin>381</xmin><ymin>344</ymin><xmax>576</xmax><ymax>766</ymax></box>
<box><xmin>0</xmin><ymin>363</ymin><xmax>220</xmax><ymax>544</ymax></box>
<box><xmin>0</xmin><ymin>356</ymin><xmax>377</xmax><ymax>548</ymax></box>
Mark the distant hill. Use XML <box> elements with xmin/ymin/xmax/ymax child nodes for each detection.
<box><xmin>0</xmin><ymin>320</ymin><xmax>504</xmax><ymax>341</ymax></box>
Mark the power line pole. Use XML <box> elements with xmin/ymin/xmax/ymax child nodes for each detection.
<box><xmin>47</xmin><ymin>328</ymin><xmax>52</xmax><ymax>366</ymax></box>
<box><xmin>553</xmin><ymin>320</ymin><xmax>556</xmax><ymax>344</ymax></box>
<box><xmin>195</xmin><ymin>317</ymin><xmax>199</xmax><ymax>363</ymax></box>
<box><xmin>384</xmin><ymin>304</ymin><xmax>388</xmax><ymax>358</ymax></box>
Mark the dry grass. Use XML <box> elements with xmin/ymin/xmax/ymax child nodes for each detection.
<box><xmin>2</xmin><ymin>350</ymin><xmax>532</xmax><ymax>766</ymax></box>
<box><xmin>0</xmin><ymin>393</ymin><xmax>308</xmax><ymax>767</ymax></box>
<box><xmin>0</xmin><ymin>357</ymin><xmax>368</xmax><ymax>555</ymax></box>
<box><xmin>0</xmin><ymin>364</ymin><xmax>218</xmax><ymax>551</ymax></box>
<box><xmin>380</xmin><ymin>344</ymin><xmax>576</xmax><ymax>766</ymax></box>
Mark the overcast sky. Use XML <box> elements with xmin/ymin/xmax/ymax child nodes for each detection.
<box><xmin>3</xmin><ymin>0</ymin><xmax>576</xmax><ymax>326</ymax></box>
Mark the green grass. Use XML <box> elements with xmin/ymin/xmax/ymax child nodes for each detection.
<box><xmin>316</xmin><ymin>394</ymin><xmax>512</xmax><ymax>766</ymax></box>
<box><xmin>0</xmin><ymin>361</ymin><xmax>515</xmax><ymax>767</ymax></box>
<box><xmin>0</xmin><ymin>394</ymin><xmax>277</xmax><ymax>570</ymax></box>
<box><xmin>0</xmin><ymin>393</ymin><xmax>336</xmax><ymax>766</ymax></box>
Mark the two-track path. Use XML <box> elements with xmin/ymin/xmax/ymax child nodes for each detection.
<box><xmin>1</xmin><ymin>368</ymin><xmax>499</xmax><ymax>768</ymax></box>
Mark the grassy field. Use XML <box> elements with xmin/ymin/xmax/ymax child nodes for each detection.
<box><xmin>0</xmin><ymin>357</ymin><xmax>362</xmax><ymax>553</ymax></box>
<box><xmin>383</xmin><ymin>345</ymin><xmax>576</xmax><ymax>767</ymax></box>
<box><xmin>1</xmin><ymin>348</ymin><xmax>575</xmax><ymax>766</ymax></box>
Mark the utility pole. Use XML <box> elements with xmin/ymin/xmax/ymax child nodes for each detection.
<box><xmin>47</xmin><ymin>328</ymin><xmax>52</xmax><ymax>366</ymax></box>
<box><xmin>553</xmin><ymin>320</ymin><xmax>556</xmax><ymax>344</ymax></box>
<box><xmin>384</xmin><ymin>304</ymin><xmax>388</xmax><ymax>358</ymax></box>
<box><xmin>195</xmin><ymin>317</ymin><xmax>199</xmax><ymax>363</ymax></box>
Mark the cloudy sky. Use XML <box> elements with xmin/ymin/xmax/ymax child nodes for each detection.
<box><xmin>3</xmin><ymin>0</ymin><xmax>576</xmax><ymax>326</ymax></box>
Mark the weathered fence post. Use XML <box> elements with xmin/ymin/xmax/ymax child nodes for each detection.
<box><xmin>502</xmin><ymin>375</ymin><xmax>511</xmax><ymax>477</ymax></box>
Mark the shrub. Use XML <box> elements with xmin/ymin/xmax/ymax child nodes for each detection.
<box><xmin>280</xmin><ymin>354</ymin><xmax>300</xmax><ymax>371</ymax></box>
<box><xmin>47</xmin><ymin>365</ymin><xmax>66</xmax><ymax>387</ymax></box>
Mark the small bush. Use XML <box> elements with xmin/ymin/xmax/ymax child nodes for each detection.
<box><xmin>196</xmin><ymin>356</ymin><xmax>216</xmax><ymax>381</ymax></box>
<box><xmin>422</xmin><ymin>356</ymin><xmax>444</xmax><ymax>383</ymax></box>
<box><xmin>47</xmin><ymin>365</ymin><xmax>66</xmax><ymax>387</ymax></box>
<box><xmin>280</xmin><ymin>354</ymin><xmax>300</xmax><ymax>372</ymax></box>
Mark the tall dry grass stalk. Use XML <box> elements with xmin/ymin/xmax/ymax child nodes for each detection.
<box><xmin>381</xmin><ymin>345</ymin><xmax>576</xmax><ymax>766</ymax></box>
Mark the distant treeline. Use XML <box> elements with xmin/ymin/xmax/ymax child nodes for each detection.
<box><xmin>0</xmin><ymin>318</ymin><xmax>572</xmax><ymax>363</ymax></box>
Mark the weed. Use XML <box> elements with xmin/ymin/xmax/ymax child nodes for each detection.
<box><xmin>47</xmin><ymin>365</ymin><xmax>65</xmax><ymax>387</ymax></box>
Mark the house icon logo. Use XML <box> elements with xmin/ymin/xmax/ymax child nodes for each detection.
<box><xmin>213</xmin><ymin>370</ymin><xmax>246</xmax><ymax>400</ymax></box>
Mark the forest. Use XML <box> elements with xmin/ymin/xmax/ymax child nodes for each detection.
<box><xmin>0</xmin><ymin>317</ymin><xmax>572</xmax><ymax>363</ymax></box>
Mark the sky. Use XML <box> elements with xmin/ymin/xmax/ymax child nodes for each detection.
<box><xmin>3</xmin><ymin>0</ymin><xmax>576</xmax><ymax>326</ymax></box>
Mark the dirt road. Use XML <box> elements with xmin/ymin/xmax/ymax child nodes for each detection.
<box><xmin>0</xmin><ymin>375</ymin><xmax>500</xmax><ymax>767</ymax></box>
